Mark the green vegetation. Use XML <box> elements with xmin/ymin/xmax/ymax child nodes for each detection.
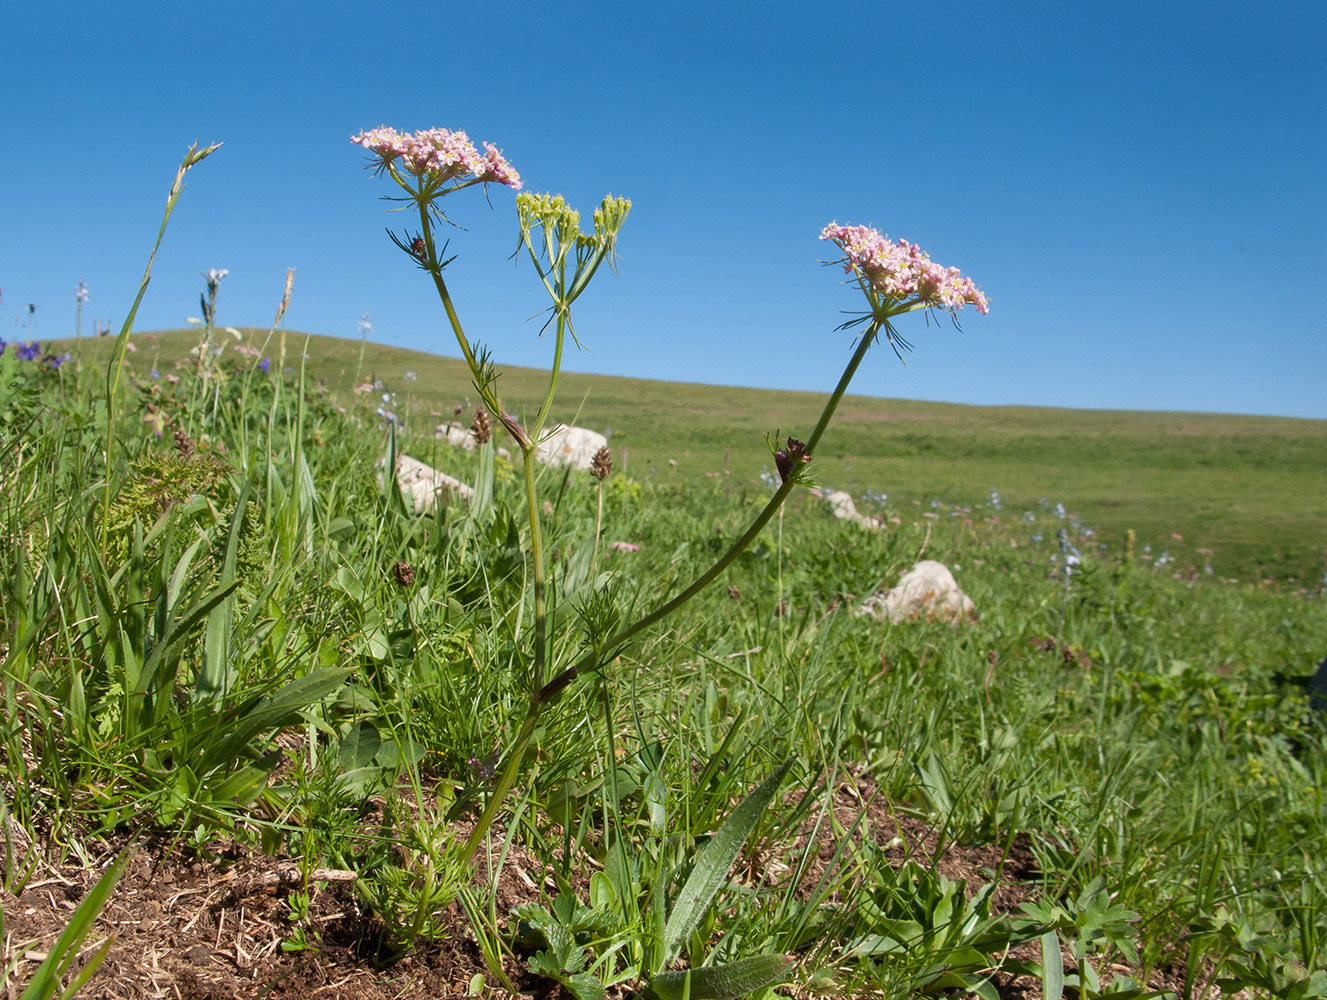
<box><xmin>7</xmin><ymin>327</ymin><xmax>1327</xmax><ymax>997</ymax></box>
<box><xmin>57</xmin><ymin>328</ymin><xmax>1327</xmax><ymax>583</ymax></box>
<box><xmin>7</xmin><ymin>143</ymin><xmax>1325</xmax><ymax>998</ymax></box>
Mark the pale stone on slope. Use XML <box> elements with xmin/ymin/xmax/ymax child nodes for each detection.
<box><xmin>436</xmin><ymin>421</ymin><xmax>478</xmax><ymax>450</ymax></box>
<box><xmin>856</xmin><ymin>559</ymin><xmax>976</xmax><ymax>625</ymax></box>
<box><xmin>386</xmin><ymin>454</ymin><xmax>474</xmax><ymax>513</ymax></box>
<box><xmin>534</xmin><ymin>424</ymin><xmax>608</xmax><ymax>471</ymax></box>
<box><xmin>810</xmin><ymin>488</ymin><xmax>882</xmax><ymax>530</ymax></box>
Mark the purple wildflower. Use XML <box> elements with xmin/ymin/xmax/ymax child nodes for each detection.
<box><xmin>16</xmin><ymin>342</ymin><xmax>41</xmax><ymax>362</ymax></box>
<box><xmin>467</xmin><ymin>746</ymin><xmax>500</xmax><ymax>781</ymax></box>
<box><xmin>259</xmin><ymin>357</ymin><xmax>270</xmax><ymax>373</ymax></box>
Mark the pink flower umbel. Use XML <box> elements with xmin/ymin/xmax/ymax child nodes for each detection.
<box><xmin>351</xmin><ymin>126</ymin><xmax>522</xmax><ymax>191</ymax></box>
<box><xmin>820</xmin><ymin>223</ymin><xmax>988</xmax><ymax>317</ymax></box>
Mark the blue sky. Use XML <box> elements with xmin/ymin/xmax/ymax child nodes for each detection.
<box><xmin>3</xmin><ymin>1</ymin><xmax>1323</xmax><ymax>418</ymax></box>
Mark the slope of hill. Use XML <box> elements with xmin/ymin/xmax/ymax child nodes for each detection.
<box><xmin>53</xmin><ymin>328</ymin><xmax>1327</xmax><ymax>582</ymax></box>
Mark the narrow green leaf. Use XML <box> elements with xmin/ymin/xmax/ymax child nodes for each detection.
<box><xmin>661</xmin><ymin>757</ymin><xmax>794</xmax><ymax>968</ymax></box>
<box><xmin>196</xmin><ymin>476</ymin><xmax>254</xmax><ymax>704</ymax></box>
<box><xmin>201</xmin><ymin>668</ymin><xmax>350</xmax><ymax>772</ymax></box>
<box><xmin>133</xmin><ymin>576</ymin><xmax>239</xmax><ymax>700</ymax></box>
<box><xmin>55</xmin><ymin>932</ymin><xmax>114</xmax><ymax>1000</ymax></box>
<box><xmin>20</xmin><ymin>847</ymin><xmax>133</xmax><ymax>1000</ymax></box>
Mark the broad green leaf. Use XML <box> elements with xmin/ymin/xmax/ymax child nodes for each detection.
<box><xmin>661</xmin><ymin>757</ymin><xmax>794</xmax><ymax>969</ymax></box>
<box><xmin>1040</xmin><ymin>930</ymin><xmax>1064</xmax><ymax>1000</ymax></box>
<box><xmin>327</xmin><ymin>516</ymin><xmax>356</xmax><ymax>542</ymax></box>
<box><xmin>338</xmin><ymin>721</ymin><xmax>381</xmax><ymax>770</ymax></box>
<box><xmin>649</xmin><ymin>954</ymin><xmax>793</xmax><ymax>1000</ymax></box>
<box><xmin>208</xmin><ymin>751</ymin><xmax>283</xmax><ymax>806</ymax></box>
<box><xmin>589</xmin><ymin>871</ymin><xmax>616</xmax><ymax>911</ymax></box>
<box><xmin>372</xmin><ymin>736</ymin><xmax>425</xmax><ymax>769</ymax></box>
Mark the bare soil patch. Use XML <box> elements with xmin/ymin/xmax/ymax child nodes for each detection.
<box><xmin>3</xmin><ymin>780</ymin><xmax>1184</xmax><ymax>1000</ymax></box>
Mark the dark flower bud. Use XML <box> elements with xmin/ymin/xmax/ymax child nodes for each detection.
<box><xmin>471</xmin><ymin>406</ymin><xmax>492</xmax><ymax>444</ymax></box>
<box><xmin>590</xmin><ymin>445</ymin><xmax>613</xmax><ymax>481</ymax></box>
<box><xmin>774</xmin><ymin>437</ymin><xmax>809</xmax><ymax>483</ymax></box>
<box><xmin>409</xmin><ymin>236</ymin><xmax>427</xmax><ymax>262</ymax></box>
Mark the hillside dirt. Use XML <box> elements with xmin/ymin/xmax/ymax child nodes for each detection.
<box><xmin>2</xmin><ymin>769</ymin><xmax>1191</xmax><ymax>1000</ymax></box>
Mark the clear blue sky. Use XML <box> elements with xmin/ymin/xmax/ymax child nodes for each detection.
<box><xmin>4</xmin><ymin>1</ymin><xmax>1323</xmax><ymax>418</ymax></box>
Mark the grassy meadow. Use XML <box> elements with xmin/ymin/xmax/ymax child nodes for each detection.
<box><xmin>56</xmin><ymin>328</ymin><xmax>1327</xmax><ymax>585</ymax></box>
<box><xmin>2</xmin><ymin>318</ymin><xmax>1325</xmax><ymax>999</ymax></box>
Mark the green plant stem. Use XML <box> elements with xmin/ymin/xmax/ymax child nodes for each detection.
<box><xmin>101</xmin><ymin>142</ymin><xmax>219</xmax><ymax>557</ymax></box>
<box><xmin>416</xmin><ymin>199</ymin><xmax>504</xmax><ymax>419</ymax></box>
<box><xmin>460</xmin><ymin>704</ymin><xmax>542</xmax><ymax>864</ymax></box>
<box><xmin>531</xmin><ymin>311</ymin><xmax>567</xmax><ymax>442</ymax></box>
<box><xmin>592</xmin><ymin>479</ymin><xmax>604</xmax><ymax>572</ymax></box>
<box><xmin>538</xmin><ymin>318</ymin><xmax>883</xmax><ymax>703</ymax></box>
<box><xmin>458</xmin><ymin>320</ymin><xmax>885</xmax><ymax>863</ymax></box>
<box><xmin>521</xmin><ymin>444</ymin><xmax>548</xmax><ymax>689</ymax></box>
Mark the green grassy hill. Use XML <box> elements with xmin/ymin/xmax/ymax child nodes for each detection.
<box><xmin>56</xmin><ymin>328</ymin><xmax>1327</xmax><ymax>582</ymax></box>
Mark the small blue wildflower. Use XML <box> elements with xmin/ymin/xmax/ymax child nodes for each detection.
<box><xmin>259</xmin><ymin>357</ymin><xmax>270</xmax><ymax>373</ymax></box>
<box><xmin>1031</xmin><ymin>532</ymin><xmax>1043</xmax><ymax>543</ymax></box>
<box><xmin>1053</xmin><ymin>502</ymin><xmax>1067</xmax><ymax>519</ymax></box>
<box><xmin>16</xmin><ymin>341</ymin><xmax>41</xmax><ymax>362</ymax></box>
<box><xmin>48</xmin><ymin>352</ymin><xmax>72</xmax><ymax>369</ymax></box>
<box><xmin>989</xmin><ymin>488</ymin><xmax>1002</xmax><ymax>511</ymax></box>
<box><xmin>150</xmin><ymin>368</ymin><xmax>161</xmax><ymax>380</ymax></box>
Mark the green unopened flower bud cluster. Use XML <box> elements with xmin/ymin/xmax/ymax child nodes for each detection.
<box><xmin>518</xmin><ymin>193</ymin><xmax>632</xmax><ymax>319</ymax></box>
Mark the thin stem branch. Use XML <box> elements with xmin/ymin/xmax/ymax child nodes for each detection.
<box><xmin>522</xmin><ymin>445</ymin><xmax>548</xmax><ymax>689</ymax></box>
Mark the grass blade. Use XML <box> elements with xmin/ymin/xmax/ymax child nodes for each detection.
<box><xmin>19</xmin><ymin>847</ymin><xmax>133</xmax><ymax>1000</ymax></box>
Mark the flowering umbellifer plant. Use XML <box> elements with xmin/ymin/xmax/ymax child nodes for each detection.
<box><xmin>353</xmin><ymin>129</ymin><xmax>989</xmax><ymax>880</ymax></box>
<box><xmin>820</xmin><ymin>222</ymin><xmax>988</xmax><ymax>357</ymax></box>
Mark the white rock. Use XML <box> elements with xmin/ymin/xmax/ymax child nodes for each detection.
<box><xmin>436</xmin><ymin>421</ymin><xmax>478</xmax><ymax>450</ymax></box>
<box><xmin>812</xmin><ymin>488</ymin><xmax>881</xmax><ymax>530</ymax></box>
<box><xmin>386</xmin><ymin>454</ymin><xmax>474</xmax><ymax>512</ymax></box>
<box><xmin>534</xmin><ymin>424</ymin><xmax>608</xmax><ymax>471</ymax></box>
<box><xmin>856</xmin><ymin>560</ymin><xmax>976</xmax><ymax>624</ymax></box>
